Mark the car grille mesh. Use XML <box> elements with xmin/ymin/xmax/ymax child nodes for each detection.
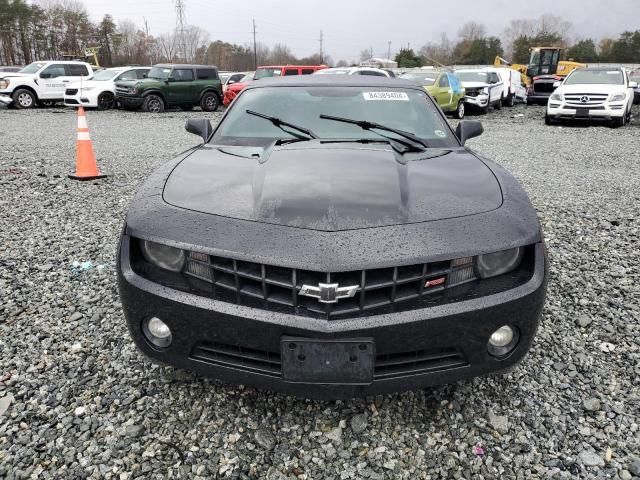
<box><xmin>564</xmin><ymin>93</ymin><xmax>608</xmax><ymax>106</ymax></box>
<box><xmin>184</xmin><ymin>253</ymin><xmax>476</xmax><ymax>319</ymax></box>
<box><xmin>65</xmin><ymin>88</ymin><xmax>78</xmax><ymax>95</ymax></box>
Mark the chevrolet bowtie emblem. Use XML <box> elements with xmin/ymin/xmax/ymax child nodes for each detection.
<box><xmin>299</xmin><ymin>283</ymin><xmax>359</xmax><ymax>303</ymax></box>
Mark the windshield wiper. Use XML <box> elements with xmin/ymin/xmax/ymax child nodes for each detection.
<box><xmin>247</xmin><ymin>109</ymin><xmax>318</xmax><ymax>141</ymax></box>
<box><xmin>319</xmin><ymin>114</ymin><xmax>429</xmax><ymax>149</ymax></box>
<box><xmin>320</xmin><ymin>137</ymin><xmax>422</xmax><ymax>154</ymax></box>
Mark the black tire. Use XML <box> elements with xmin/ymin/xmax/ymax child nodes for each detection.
<box><xmin>495</xmin><ymin>97</ymin><xmax>503</xmax><ymax>110</ymax></box>
<box><xmin>545</xmin><ymin>115</ymin><xmax>555</xmax><ymax>126</ymax></box>
<box><xmin>180</xmin><ymin>105</ymin><xmax>194</xmax><ymax>111</ymax></box>
<box><xmin>611</xmin><ymin>115</ymin><xmax>626</xmax><ymax>128</ymax></box>
<box><xmin>505</xmin><ymin>94</ymin><xmax>515</xmax><ymax>107</ymax></box>
<box><xmin>97</xmin><ymin>92</ymin><xmax>116</xmax><ymax>110</ymax></box>
<box><xmin>480</xmin><ymin>105</ymin><xmax>489</xmax><ymax>114</ymax></box>
<box><xmin>142</xmin><ymin>94</ymin><xmax>165</xmax><ymax>113</ymax></box>
<box><xmin>454</xmin><ymin>101</ymin><xmax>465</xmax><ymax>120</ymax></box>
<box><xmin>526</xmin><ymin>98</ymin><xmax>533</xmax><ymax>106</ymax></box>
<box><xmin>200</xmin><ymin>92</ymin><xmax>219</xmax><ymax>112</ymax></box>
<box><xmin>12</xmin><ymin>89</ymin><xmax>36</xmax><ymax>109</ymax></box>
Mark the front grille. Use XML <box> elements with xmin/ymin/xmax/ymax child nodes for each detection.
<box><xmin>65</xmin><ymin>88</ymin><xmax>78</xmax><ymax>95</ymax></box>
<box><xmin>191</xmin><ymin>342</ymin><xmax>468</xmax><ymax>380</ymax></box>
<box><xmin>564</xmin><ymin>93</ymin><xmax>608</xmax><ymax>106</ymax></box>
<box><xmin>184</xmin><ymin>253</ymin><xmax>475</xmax><ymax>320</ymax></box>
<box><xmin>533</xmin><ymin>82</ymin><xmax>556</xmax><ymax>94</ymax></box>
<box><xmin>115</xmin><ymin>86</ymin><xmax>134</xmax><ymax>96</ymax></box>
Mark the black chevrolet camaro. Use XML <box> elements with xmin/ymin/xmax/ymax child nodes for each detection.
<box><xmin>118</xmin><ymin>76</ymin><xmax>547</xmax><ymax>399</ymax></box>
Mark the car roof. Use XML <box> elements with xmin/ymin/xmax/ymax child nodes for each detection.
<box><xmin>577</xmin><ymin>67</ymin><xmax>623</xmax><ymax>72</ymax></box>
<box><xmin>153</xmin><ymin>64</ymin><xmax>218</xmax><ymax>69</ymax></box>
<box><xmin>244</xmin><ymin>75</ymin><xmax>421</xmax><ymax>90</ymax></box>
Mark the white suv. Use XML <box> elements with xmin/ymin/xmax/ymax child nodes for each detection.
<box><xmin>0</xmin><ymin>61</ymin><xmax>93</xmax><ymax>109</ymax></box>
<box><xmin>546</xmin><ymin>67</ymin><xmax>637</xmax><ymax>127</ymax></box>
<box><xmin>64</xmin><ymin>66</ymin><xmax>150</xmax><ymax>110</ymax></box>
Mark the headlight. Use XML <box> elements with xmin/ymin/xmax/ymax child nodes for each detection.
<box><xmin>141</xmin><ymin>240</ymin><xmax>186</xmax><ymax>272</ymax></box>
<box><xmin>550</xmin><ymin>92</ymin><xmax>563</xmax><ymax>101</ymax></box>
<box><xmin>608</xmin><ymin>92</ymin><xmax>626</xmax><ymax>102</ymax></box>
<box><xmin>0</xmin><ymin>79</ymin><xmax>8</xmax><ymax>89</ymax></box>
<box><xmin>475</xmin><ymin>248</ymin><xmax>524</xmax><ymax>279</ymax></box>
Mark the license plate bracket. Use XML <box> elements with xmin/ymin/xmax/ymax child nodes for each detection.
<box><xmin>576</xmin><ymin>108</ymin><xmax>590</xmax><ymax>117</ymax></box>
<box><xmin>281</xmin><ymin>337</ymin><xmax>375</xmax><ymax>385</ymax></box>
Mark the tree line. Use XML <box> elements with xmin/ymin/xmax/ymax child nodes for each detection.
<box><xmin>1</xmin><ymin>2</ymin><xmax>639</xmax><ymax>70</ymax></box>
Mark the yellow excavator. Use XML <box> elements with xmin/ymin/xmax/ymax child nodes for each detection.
<box><xmin>61</xmin><ymin>46</ymin><xmax>102</xmax><ymax>70</ymax></box>
<box><xmin>495</xmin><ymin>47</ymin><xmax>585</xmax><ymax>105</ymax></box>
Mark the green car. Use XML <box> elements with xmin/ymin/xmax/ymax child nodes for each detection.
<box><xmin>115</xmin><ymin>64</ymin><xmax>223</xmax><ymax>113</ymax></box>
<box><xmin>400</xmin><ymin>70</ymin><xmax>466</xmax><ymax>119</ymax></box>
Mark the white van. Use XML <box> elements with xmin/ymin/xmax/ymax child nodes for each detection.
<box><xmin>491</xmin><ymin>67</ymin><xmax>526</xmax><ymax>106</ymax></box>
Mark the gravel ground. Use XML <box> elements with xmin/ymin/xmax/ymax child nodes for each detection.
<box><xmin>0</xmin><ymin>103</ymin><xmax>639</xmax><ymax>479</ymax></box>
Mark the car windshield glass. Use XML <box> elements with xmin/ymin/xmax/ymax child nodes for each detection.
<box><xmin>20</xmin><ymin>62</ymin><xmax>47</xmax><ymax>74</ymax></box>
<box><xmin>212</xmin><ymin>86</ymin><xmax>456</xmax><ymax>148</ymax></box>
<box><xmin>400</xmin><ymin>72</ymin><xmax>438</xmax><ymax>85</ymax></box>
<box><xmin>565</xmin><ymin>70</ymin><xmax>624</xmax><ymax>85</ymax></box>
<box><xmin>456</xmin><ymin>71</ymin><xmax>489</xmax><ymax>83</ymax></box>
<box><xmin>239</xmin><ymin>73</ymin><xmax>254</xmax><ymax>82</ymax></box>
<box><xmin>148</xmin><ymin>67</ymin><xmax>171</xmax><ymax>80</ymax></box>
<box><xmin>91</xmin><ymin>70</ymin><xmax>120</xmax><ymax>81</ymax></box>
<box><xmin>254</xmin><ymin>68</ymin><xmax>282</xmax><ymax>79</ymax></box>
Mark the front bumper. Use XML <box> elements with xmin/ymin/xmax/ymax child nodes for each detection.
<box><xmin>118</xmin><ymin>235</ymin><xmax>547</xmax><ymax>399</ymax></box>
<box><xmin>547</xmin><ymin>102</ymin><xmax>626</xmax><ymax>120</ymax></box>
<box><xmin>463</xmin><ymin>94</ymin><xmax>489</xmax><ymax>108</ymax></box>
<box><xmin>64</xmin><ymin>91</ymin><xmax>98</xmax><ymax>108</ymax></box>
<box><xmin>0</xmin><ymin>93</ymin><xmax>13</xmax><ymax>105</ymax></box>
<box><xmin>116</xmin><ymin>95</ymin><xmax>144</xmax><ymax>108</ymax></box>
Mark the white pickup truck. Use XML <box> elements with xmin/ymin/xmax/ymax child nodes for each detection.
<box><xmin>0</xmin><ymin>60</ymin><xmax>93</xmax><ymax>109</ymax></box>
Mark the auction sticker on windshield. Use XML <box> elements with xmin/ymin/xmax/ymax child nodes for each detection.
<box><xmin>363</xmin><ymin>91</ymin><xmax>410</xmax><ymax>101</ymax></box>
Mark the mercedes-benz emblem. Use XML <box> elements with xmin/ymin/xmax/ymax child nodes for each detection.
<box><xmin>580</xmin><ymin>95</ymin><xmax>590</xmax><ymax>103</ymax></box>
<box><xmin>299</xmin><ymin>283</ymin><xmax>359</xmax><ymax>303</ymax></box>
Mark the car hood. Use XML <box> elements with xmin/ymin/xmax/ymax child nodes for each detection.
<box><xmin>460</xmin><ymin>81</ymin><xmax>488</xmax><ymax>89</ymax></box>
<box><xmin>163</xmin><ymin>143</ymin><xmax>502</xmax><ymax>231</ymax></box>
<box><xmin>67</xmin><ymin>80</ymin><xmax>110</xmax><ymax>89</ymax></box>
<box><xmin>0</xmin><ymin>72</ymin><xmax>33</xmax><ymax>80</ymax></box>
<box><xmin>558</xmin><ymin>84</ymin><xmax>626</xmax><ymax>94</ymax></box>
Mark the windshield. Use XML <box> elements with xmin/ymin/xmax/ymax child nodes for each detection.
<box><xmin>456</xmin><ymin>71</ymin><xmax>489</xmax><ymax>83</ymax></box>
<box><xmin>400</xmin><ymin>72</ymin><xmax>438</xmax><ymax>86</ymax></box>
<box><xmin>91</xmin><ymin>70</ymin><xmax>121</xmax><ymax>81</ymax></box>
<box><xmin>212</xmin><ymin>86</ymin><xmax>456</xmax><ymax>148</ymax></box>
<box><xmin>565</xmin><ymin>70</ymin><xmax>624</xmax><ymax>85</ymax></box>
<box><xmin>239</xmin><ymin>73</ymin><xmax>254</xmax><ymax>82</ymax></box>
<box><xmin>20</xmin><ymin>62</ymin><xmax>47</xmax><ymax>74</ymax></box>
<box><xmin>148</xmin><ymin>66</ymin><xmax>171</xmax><ymax>80</ymax></box>
<box><xmin>254</xmin><ymin>68</ymin><xmax>282</xmax><ymax>79</ymax></box>
<box><xmin>630</xmin><ymin>71</ymin><xmax>640</xmax><ymax>82</ymax></box>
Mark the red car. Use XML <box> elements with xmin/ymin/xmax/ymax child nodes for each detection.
<box><xmin>223</xmin><ymin>65</ymin><xmax>326</xmax><ymax>106</ymax></box>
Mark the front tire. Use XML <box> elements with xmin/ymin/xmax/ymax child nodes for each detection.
<box><xmin>611</xmin><ymin>115</ymin><xmax>626</xmax><ymax>128</ymax></box>
<box><xmin>505</xmin><ymin>94</ymin><xmax>515</xmax><ymax>107</ymax></box>
<box><xmin>454</xmin><ymin>101</ymin><xmax>465</xmax><ymax>120</ymax></box>
<box><xmin>495</xmin><ymin>97</ymin><xmax>503</xmax><ymax>110</ymax></box>
<box><xmin>97</xmin><ymin>92</ymin><xmax>116</xmax><ymax>110</ymax></box>
<box><xmin>545</xmin><ymin>114</ymin><xmax>555</xmax><ymax>126</ymax></box>
<box><xmin>12</xmin><ymin>89</ymin><xmax>36</xmax><ymax>109</ymax></box>
<box><xmin>142</xmin><ymin>94</ymin><xmax>165</xmax><ymax>113</ymax></box>
<box><xmin>200</xmin><ymin>92</ymin><xmax>219</xmax><ymax>112</ymax></box>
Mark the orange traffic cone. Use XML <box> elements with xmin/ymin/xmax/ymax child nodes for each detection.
<box><xmin>68</xmin><ymin>106</ymin><xmax>107</xmax><ymax>181</ymax></box>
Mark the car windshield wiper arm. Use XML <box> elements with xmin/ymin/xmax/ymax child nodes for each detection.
<box><xmin>247</xmin><ymin>109</ymin><xmax>318</xmax><ymax>140</ymax></box>
<box><xmin>319</xmin><ymin>114</ymin><xmax>428</xmax><ymax>148</ymax></box>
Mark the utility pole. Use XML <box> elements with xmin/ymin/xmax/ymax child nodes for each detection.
<box><xmin>143</xmin><ymin>17</ymin><xmax>151</xmax><ymax>65</ymax></box>
<box><xmin>174</xmin><ymin>0</ymin><xmax>187</xmax><ymax>62</ymax></box>
<box><xmin>252</xmin><ymin>19</ymin><xmax>257</xmax><ymax>70</ymax></box>
<box><xmin>319</xmin><ymin>30</ymin><xmax>324</xmax><ymax>64</ymax></box>
<box><xmin>387</xmin><ymin>41</ymin><xmax>391</xmax><ymax>60</ymax></box>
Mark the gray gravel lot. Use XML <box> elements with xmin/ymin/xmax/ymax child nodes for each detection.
<box><xmin>0</xmin><ymin>103</ymin><xmax>639</xmax><ymax>479</ymax></box>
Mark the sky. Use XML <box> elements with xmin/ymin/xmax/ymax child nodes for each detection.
<box><xmin>78</xmin><ymin>0</ymin><xmax>640</xmax><ymax>63</ymax></box>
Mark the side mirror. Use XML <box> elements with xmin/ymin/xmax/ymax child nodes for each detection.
<box><xmin>553</xmin><ymin>81</ymin><xmax>561</xmax><ymax>88</ymax></box>
<box><xmin>630</xmin><ymin>81</ymin><xmax>638</xmax><ymax>88</ymax></box>
<box><xmin>185</xmin><ymin>118</ymin><xmax>213</xmax><ymax>143</ymax></box>
<box><xmin>455</xmin><ymin>120</ymin><xmax>483</xmax><ymax>145</ymax></box>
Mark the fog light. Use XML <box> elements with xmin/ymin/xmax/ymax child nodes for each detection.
<box><xmin>488</xmin><ymin>325</ymin><xmax>518</xmax><ymax>357</ymax></box>
<box><xmin>143</xmin><ymin>317</ymin><xmax>172</xmax><ymax>348</ymax></box>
